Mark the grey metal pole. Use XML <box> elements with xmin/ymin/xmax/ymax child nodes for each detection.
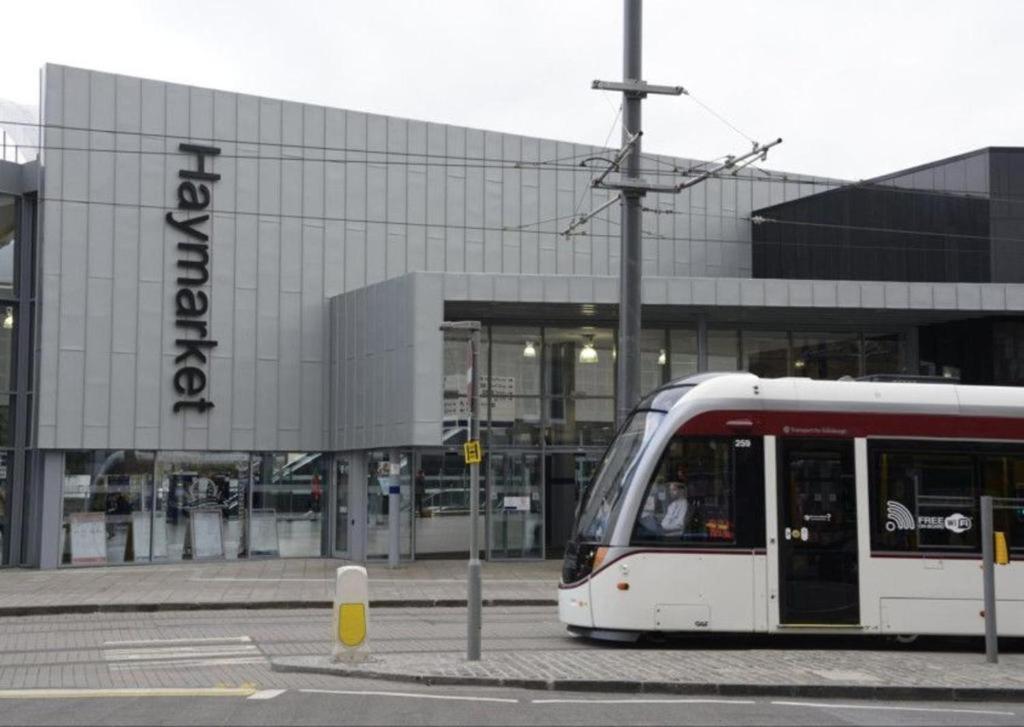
<box><xmin>616</xmin><ymin>0</ymin><xmax>643</xmax><ymax>426</ymax></box>
<box><xmin>387</xmin><ymin>450</ymin><xmax>400</xmax><ymax>569</ymax></box>
<box><xmin>981</xmin><ymin>495</ymin><xmax>997</xmax><ymax>663</ymax></box>
<box><xmin>467</xmin><ymin>327</ymin><xmax>482</xmax><ymax>661</ymax></box>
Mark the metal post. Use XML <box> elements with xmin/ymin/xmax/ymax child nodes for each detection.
<box><xmin>981</xmin><ymin>495</ymin><xmax>997</xmax><ymax>663</ymax></box>
<box><xmin>616</xmin><ymin>0</ymin><xmax>643</xmax><ymax>426</ymax></box>
<box><xmin>387</xmin><ymin>449</ymin><xmax>400</xmax><ymax>569</ymax></box>
<box><xmin>440</xmin><ymin>320</ymin><xmax>484</xmax><ymax>661</ymax></box>
<box><xmin>467</xmin><ymin>326</ymin><xmax>482</xmax><ymax>661</ymax></box>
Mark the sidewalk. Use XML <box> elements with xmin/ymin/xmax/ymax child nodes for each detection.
<box><xmin>0</xmin><ymin>558</ymin><xmax>561</xmax><ymax>615</ymax></box>
<box><xmin>273</xmin><ymin>646</ymin><xmax>1024</xmax><ymax>702</ymax></box>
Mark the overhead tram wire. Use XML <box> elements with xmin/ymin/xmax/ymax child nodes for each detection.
<box><xmin>8</xmin><ymin>125</ymin><xmax>1024</xmax><ymax>207</ymax></box>
<box><xmin>0</xmin><ymin>118</ymin><xmax>646</xmax><ymax>175</ymax></box>
<box><xmin>26</xmin><ymin>192</ymin><xmax>1018</xmax><ymax>254</ymax></box>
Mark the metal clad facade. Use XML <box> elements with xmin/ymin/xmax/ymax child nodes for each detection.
<box><xmin>35</xmin><ymin>65</ymin><xmax>832</xmax><ymax>451</ymax></box>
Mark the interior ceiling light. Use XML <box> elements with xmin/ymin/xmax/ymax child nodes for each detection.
<box><xmin>1</xmin><ymin>308</ymin><xmax>11</xmax><ymax>330</ymax></box>
<box><xmin>579</xmin><ymin>337</ymin><xmax>599</xmax><ymax>364</ymax></box>
<box><xmin>522</xmin><ymin>340</ymin><xmax>537</xmax><ymax>359</ymax></box>
<box><xmin>658</xmin><ymin>348</ymin><xmax>667</xmax><ymax>366</ymax></box>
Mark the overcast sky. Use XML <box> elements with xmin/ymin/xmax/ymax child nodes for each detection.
<box><xmin>3</xmin><ymin>0</ymin><xmax>1020</xmax><ymax>180</ymax></box>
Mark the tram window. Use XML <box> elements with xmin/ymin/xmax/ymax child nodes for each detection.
<box><xmin>871</xmin><ymin>449</ymin><xmax>978</xmax><ymax>552</ymax></box>
<box><xmin>631</xmin><ymin>437</ymin><xmax>762</xmax><ymax>547</ymax></box>
<box><xmin>982</xmin><ymin>454</ymin><xmax>1024</xmax><ymax>551</ymax></box>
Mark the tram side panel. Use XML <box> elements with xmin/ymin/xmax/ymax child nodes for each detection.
<box><xmin>589</xmin><ymin>552</ymin><xmax>760</xmax><ymax>633</ymax></box>
<box><xmin>859</xmin><ymin>557</ymin><xmax>1024</xmax><ymax>636</ymax></box>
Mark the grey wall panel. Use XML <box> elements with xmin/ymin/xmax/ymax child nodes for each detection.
<box><xmin>38</xmin><ymin>65</ymin><xmax>832</xmax><ymax>452</ymax></box>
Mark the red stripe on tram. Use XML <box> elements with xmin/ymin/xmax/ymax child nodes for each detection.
<box><xmin>678</xmin><ymin>410</ymin><xmax>1024</xmax><ymax>440</ymax></box>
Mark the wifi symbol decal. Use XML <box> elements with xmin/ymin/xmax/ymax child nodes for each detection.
<box><xmin>886</xmin><ymin>500</ymin><xmax>916</xmax><ymax>532</ymax></box>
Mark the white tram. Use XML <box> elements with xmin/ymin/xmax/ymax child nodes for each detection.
<box><xmin>559</xmin><ymin>373</ymin><xmax>1024</xmax><ymax>640</ymax></box>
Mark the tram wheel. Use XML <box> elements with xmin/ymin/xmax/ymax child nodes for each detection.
<box><xmin>893</xmin><ymin>634</ymin><xmax>919</xmax><ymax>644</ymax></box>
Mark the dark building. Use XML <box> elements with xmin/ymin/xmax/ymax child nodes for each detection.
<box><xmin>752</xmin><ymin>148</ymin><xmax>1024</xmax><ymax>284</ymax></box>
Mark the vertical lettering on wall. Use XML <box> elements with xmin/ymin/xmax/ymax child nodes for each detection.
<box><xmin>166</xmin><ymin>143</ymin><xmax>221</xmax><ymax>414</ymax></box>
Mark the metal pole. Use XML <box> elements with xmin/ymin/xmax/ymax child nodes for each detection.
<box><xmin>981</xmin><ymin>495</ymin><xmax>997</xmax><ymax>663</ymax></box>
<box><xmin>467</xmin><ymin>327</ymin><xmax>482</xmax><ymax>661</ymax></box>
<box><xmin>388</xmin><ymin>450</ymin><xmax>400</xmax><ymax>569</ymax></box>
<box><xmin>616</xmin><ymin>0</ymin><xmax>643</xmax><ymax>426</ymax></box>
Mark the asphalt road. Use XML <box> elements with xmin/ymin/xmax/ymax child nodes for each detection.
<box><xmin>0</xmin><ymin>685</ymin><xmax>1019</xmax><ymax>726</ymax></box>
<box><xmin>0</xmin><ymin>607</ymin><xmax>1019</xmax><ymax>726</ymax></box>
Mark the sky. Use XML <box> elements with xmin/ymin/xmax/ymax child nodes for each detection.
<box><xmin>1</xmin><ymin>0</ymin><xmax>1020</xmax><ymax>180</ymax></box>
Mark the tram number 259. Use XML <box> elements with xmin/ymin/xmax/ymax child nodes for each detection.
<box><xmin>733</xmin><ymin>438</ymin><xmax>752</xmax><ymax>448</ymax></box>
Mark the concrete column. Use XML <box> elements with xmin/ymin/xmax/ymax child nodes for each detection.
<box><xmin>27</xmin><ymin>451</ymin><xmax>64</xmax><ymax>569</ymax></box>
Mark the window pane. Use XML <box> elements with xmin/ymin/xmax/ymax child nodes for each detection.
<box><xmin>871</xmin><ymin>449</ymin><xmax>977</xmax><ymax>552</ymax></box>
<box><xmin>0</xmin><ymin>307</ymin><xmax>13</xmax><ymax>393</ymax></box>
<box><xmin>0</xmin><ymin>195</ymin><xmax>15</xmax><ymax>297</ymax></box>
<box><xmin>415</xmin><ymin>451</ymin><xmax>482</xmax><ymax>556</ymax></box>
<box><xmin>707</xmin><ymin>329</ymin><xmax>739</xmax><ymax>371</ymax></box>
<box><xmin>864</xmin><ymin>333</ymin><xmax>903</xmax><ymax>376</ymax></box>
<box><xmin>982</xmin><ymin>454</ymin><xmax>1024</xmax><ymax>551</ymax></box>
<box><xmin>548</xmin><ymin>397</ymin><xmax>615</xmax><ymax>447</ymax></box>
<box><xmin>632</xmin><ymin>438</ymin><xmax>736</xmax><ymax>545</ymax></box>
<box><xmin>62</xmin><ymin>450</ymin><xmax>156</xmax><ymax>565</ymax></box>
<box><xmin>640</xmin><ymin>330</ymin><xmax>667</xmax><ymax>396</ymax></box>
<box><xmin>488</xmin><ymin>326</ymin><xmax>539</xmax><ymax>396</ymax></box>
<box><xmin>489</xmin><ymin>452</ymin><xmax>543</xmax><ymax>559</ymax></box>
<box><xmin>670</xmin><ymin>329</ymin><xmax>698</xmax><ymax>380</ymax></box>
<box><xmin>154</xmin><ymin>452</ymin><xmax>251</xmax><ymax>561</ymax></box>
<box><xmin>487</xmin><ymin>397</ymin><xmax>542</xmax><ymax>447</ymax></box>
<box><xmin>792</xmin><ymin>332</ymin><xmax>860</xmax><ymax>380</ymax></box>
<box><xmin>252</xmin><ymin>452</ymin><xmax>327</xmax><ymax>557</ymax></box>
<box><xmin>545</xmin><ymin>327</ymin><xmax>614</xmax><ymax>398</ymax></box>
<box><xmin>742</xmin><ymin>330</ymin><xmax>789</xmax><ymax>377</ymax></box>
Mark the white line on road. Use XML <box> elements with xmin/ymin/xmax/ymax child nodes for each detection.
<box><xmin>531</xmin><ymin>698</ymin><xmax>757</xmax><ymax>705</ymax></box>
<box><xmin>104</xmin><ymin>647</ymin><xmax>261</xmax><ymax>662</ymax></box>
<box><xmin>770</xmin><ymin>700</ymin><xmax>1016</xmax><ymax>717</ymax></box>
<box><xmin>103</xmin><ymin>636</ymin><xmax>253</xmax><ymax>647</ymax></box>
<box><xmin>108</xmin><ymin>657</ymin><xmax>266</xmax><ymax>671</ymax></box>
<box><xmin>0</xmin><ymin>688</ymin><xmax>257</xmax><ymax>699</ymax></box>
<box><xmin>247</xmin><ymin>689</ymin><xmax>287</xmax><ymax>700</ymax></box>
<box><xmin>300</xmin><ymin>688</ymin><xmax>519</xmax><ymax>704</ymax></box>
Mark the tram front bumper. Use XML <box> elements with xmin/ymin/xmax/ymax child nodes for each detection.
<box><xmin>558</xmin><ymin>579</ymin><xmax>594</xmax><ymax>629</ymax></box>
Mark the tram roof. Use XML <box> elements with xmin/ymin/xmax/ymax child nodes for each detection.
<box><xmin>650</xmin><ymin>372</ymin><xmax>1024</xmax><ymax>422</ymax></box>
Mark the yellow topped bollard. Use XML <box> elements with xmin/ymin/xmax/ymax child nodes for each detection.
<box><xmin>333</xmin><ymin>565</ymin><xmax>370</xmax><ymax>663</ymax></box>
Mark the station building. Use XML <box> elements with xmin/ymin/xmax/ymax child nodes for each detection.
<box><xmin>0</xmin><ymin>65</ymin><xmax>1021</xmax><ymax>568</ymax></box>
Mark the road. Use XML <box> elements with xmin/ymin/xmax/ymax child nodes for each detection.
<box><xmin>0</xmin><ymin>607</ymin><xmax>1018</xmax><ymax>726</ymax></box>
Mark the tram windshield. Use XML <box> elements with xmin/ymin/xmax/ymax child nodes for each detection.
<box><xmin>575</xmin><ymin>410</ymin><xmax>663</xmax><ymax>542</ymax></box>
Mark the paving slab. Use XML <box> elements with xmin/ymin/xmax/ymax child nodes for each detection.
<box><xmin>0</xmin><ymin>559</ymin><xmax>562</xmax><ymax>615</ymax></box>
<box><xmin>271</xmin><ymin>647</ymin><xmax>1024</xmax><ymax>702</ymax></box>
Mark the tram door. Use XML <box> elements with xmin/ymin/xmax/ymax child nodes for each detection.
<box><xmin>777</xmin><ymin>439</ymin><xmax>859</xmax><ymax>625</ymax></box>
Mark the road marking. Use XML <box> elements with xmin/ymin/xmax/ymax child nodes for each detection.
<box><xmin>532</xmin><ymin>698</ymin><xmax>757</xmax><ymax>705</ymax></box>
<box><xmin>300</xmin><ymin>688</ymin><xmax>519</xmax><ymax>704</ymax></box>
<box><xmin>102</xmin><ymin>651</ymin><xmax>260</xmax><ymax>663</ymax></box>
<box><xmin>771</xmin><ymin>700</ymin><xmax>1016</xmax><ymax>717</ymax></box>
<box><xmin>108</xmin><ymin>657</ymin><xmax>266</xmax><ymax>671</ymax></box>
<box><xmin>0</xmin><ymin>688</ymin><xmax>257</xmax><ymax>700</ymax></box>
<box><xmin>103</xmin><ymin>636</ymin><xmax>253</xmax><ymax>647</ymax></box>
<box><xmin>247</xmin><ymin>689</ymin><xmax>286</xmax><ymax>700</ymax></box>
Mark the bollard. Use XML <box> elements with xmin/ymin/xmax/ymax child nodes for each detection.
<box><xmin>333</xmin><ymin>565</ymin><xmax>370</xmax><ymax>663</ymax></box>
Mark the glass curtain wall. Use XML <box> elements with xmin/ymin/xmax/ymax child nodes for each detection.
<box><xmin>709</xmin><ymin>329</ymin><xmax>906</xmax><ymax>379</ymax></box>
<box><xmin>60</xmin><ymin>451</ymin><xmax>330</xmax><ymax>565</ymax></box>
<box><xmin>0</xmin><ymin>194</ymin><xmax>18</xmax><ymax>566</ymax></box>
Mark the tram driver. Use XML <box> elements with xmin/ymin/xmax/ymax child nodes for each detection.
<box><xmin>638</xmin><ymin>477</ymin><xmax>690</xmax><ymax>538</ymax></box>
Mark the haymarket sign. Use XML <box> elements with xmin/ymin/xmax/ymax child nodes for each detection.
<box><xmin>165</xmin><ymin>143</ymin><xmax>220</xmax><ymax>414</ymax></box>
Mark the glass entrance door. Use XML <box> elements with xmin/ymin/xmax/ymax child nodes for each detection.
<box><xmin>366</xmin><ymin>451</ymin><xmax>413</xmax><ymax>559</ymax></box>
<box><xmin>777</xmin><ymin>439</ymin><xmax>859</xmax><ymax>625</ymax></box>
<box><xmin>488</xmin><ymin>452</ymin><xmax>542</xmax><ymax>559</ymax></box>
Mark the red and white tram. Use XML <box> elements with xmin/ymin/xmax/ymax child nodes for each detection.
<box><xmin>559</xmin><ymin>372</ymin><xmax>1024</xmax><ymax>640</ymax></box>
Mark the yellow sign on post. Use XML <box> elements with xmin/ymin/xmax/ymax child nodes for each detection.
<box><xmin>995</xmin><ymin>531</ymin><xmax>1010</xmax><ymax>565</ymax></box>
<box><xmin>464</xmin><ymin>440</ymin><xmax>482</xmax><ymax>464</ymax></box>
